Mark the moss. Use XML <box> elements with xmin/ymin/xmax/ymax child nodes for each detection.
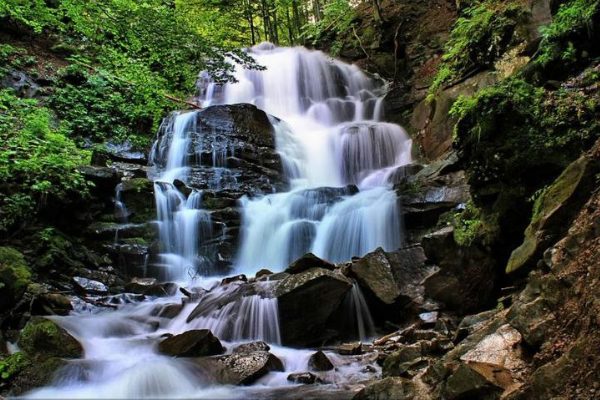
<box><xmin>18</xmin><ymin>317</ymin><xmax>83</xmax><ymax>359</ymax></box>
<box><xmin>452</xmin><ymin>201</ymin><xmax>483</xmax><ymax>247</ymax></box>
<box><xmin>429</xmin><ymin>0</ymin><xmax>526</xmax><ymax>94</ymax></box>
<box><xmin>0</xmin><ymin>247</ymin><xmax>32</xmax><ymax>310</ymax></box>
<box><xmin>121</xmin><ymin>237</ymin><xmax>149</xmax><ymax>245</ymax></box>
<box><xmin>0</xmin><ymin>352</ymin><xmax>31</xmax><ymax>381</ymax></box>
<box><xmin>122</xmin><ymin>178</ymin><xmax>154</xmax><ymax>193</ymax></box>
<box><xmin>450</xmin><ymin>78</ymin><xmax>599</xmax><ymax>191</ymax></box>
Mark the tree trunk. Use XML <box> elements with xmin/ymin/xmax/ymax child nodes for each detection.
<box><xmin>372</xmin><ymin>0</ymin><xmax>383</xmax><ymax>25</ymax></box>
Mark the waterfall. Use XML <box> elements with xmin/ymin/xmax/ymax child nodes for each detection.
<box><xmin>201</xmin><ymin>45</ymin><xmax>412</xmax><ymax>274</ymax></box>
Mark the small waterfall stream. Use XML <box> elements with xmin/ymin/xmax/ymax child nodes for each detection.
<box><xmin>26</xmin><ymin>44</ymin><xmax>410</xmax><ymax>399</ymax></box>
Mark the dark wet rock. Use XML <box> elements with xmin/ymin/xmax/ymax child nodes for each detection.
<box><xmin>86</xmin><ymin>222</ymin><xmax>156</xmax><ymax>241</ymax></box>
<box><xmin>338</xmin><ymin>342</ymin><xmax>362</xmax><ymax>355</ymax></box>
<box><xmin>151</xmin><ymin>105</ymin><xmax>287</xmax><ymax>193</ymax></box>
<box><xmin>353</xmin><ymin>377</ymin><xmax>421</xmax><ymax>400</ymax></box>
<box><xmin>386</xmin><ymin>164</ymin><xmax>425</xmax><ymax>185</ymax></box>
<box><xmin>255</xmin><ymin>269</ymin><xmax>274</xmax><ymax>279</ymax></box>
<box><xmin>350</xmin><ymin>248</ymin><xmax>401</xmax><ymax>305</ymax></box>
<box><xmin>173</xmin><ymin>179</ymin><xmax>193</xmax><ymax>197</ymax></box>
<box><xmin>118</xmin><ymin>178</ymin><xmax>156</xmax><ymax>223</ymax></box>
<box><xmin>308</xmin><ymin>351</ymin><xmax>334</xmax><ymax>371</ymax></box>
<box><xmin>198</xmin><ymin>351</ymin><xmax>285</xmax><ymax>385</ymax></box>
<box><xmin>221</xmin><ymin>274</ymin><xmax>248</xmax><ymax>285</ymax></box>
<box><xmin>411</xmin><ymin>72</ymin><xmax>496</xmax><ymax>161</ymax></box>
<box><xmin>18</xmin><ymin>317</ymin><xmax>83</xmax><ymax>359</ymax></box>
<box><xmin>233</xmin><ymin>341</ymin><xmax>270</xmax><ymax>354</ymax></box>
<box><xmin>79</xmin><ymin>165</ymin><xmax>121</xmax><ymax>192</ymax></box>
<box><xmin>276</xmin><ymin>267</ymin><xmax>353</xmax><ymax>347</ymax></box>
<box><xmin>31</xmin><ymin>293</ymin><xmax>73</xmax><ymax>316</ymax></box>
<box><xmin>105</xmin><ymin>140</ymin><xmax>148</xmax><ymax>165</ymax></box>
<box><xmin>158</xmin><ymin>329</ymin><xmax>224</xmax><ymax>357</ymax></box>
<box><xmin>158</xmin><ymin>303</ymin><xmax>184</xmax><ymax>319</ymax></box>
<box><xmin>1</xmin><ymin>70</ymin><xmax>40</xmax><ymax>98</ymax></box>
<box><xmin>125</xmin><ymin>278</ymin><xmax>177</xmax><ymax>297</ymax></box>
<box><xmin>398</xmin><ymin>165</ymin><xmax>471</xmax><ymax>232</ymax></box>
<box><xmin>72</xmin><ymin>276</ymin><xmax>109</xmax><ymax>295</ymax></box>
<box><xmin>443</xmin><ymin>363</ymin><xmax>503</xmax><ymax>399</ymax></box>
<box><xmin>287</xmin><ymin>371</ymin><xmax>323</xmax><ymax>384</ymax></box>
<box><xmin>421</xmin><ymin>226</ymin><xmax>496</xmax><ymax>313</ymax></box>
<box><xmin>285</xmin><ymin>253</ymin><xmax>336</xmax><ymax>274</ymax></box>
<box><xmin>455</xmin><ymin>310</ymin><xmax>499</xmax><ymax>343</ymax></box>
<box><xmin>382</xmin><ymin>343</ymin><xmax>425</xmax><ymax>377</ymax></box>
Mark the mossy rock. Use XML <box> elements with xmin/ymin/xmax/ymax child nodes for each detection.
<box><xmin>1</xmin><ymin>352</ymin><xmax>67</xmax><ymax>396</ymax></box>
<box><xmin>0</xmin><ymin>352</ymin><xmax>31</xmax><ymax>381</ymax></box>
<box><xmin>0</xmin><ymin>247</ymin><xmax>31</xmax><ymax>311</ymax></box>
<box><xmin>507</xmin><ymin>154</ymin><xmax>599</xmax><ymax>274</ymax></box>
<box><xmin>18</xmin><ymin>317</ymin><xmax>83</xmax><ymax>359</ymax></box>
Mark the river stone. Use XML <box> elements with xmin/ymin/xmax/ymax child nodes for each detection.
<box><xmin>233</xmin><ymin>341</ymin><xmax>270</xmax><ymax>353</ymax></box>
<box><xmin>285</xmin><ymin>253</ymin><xmax>336</xmax><ymax>274</ymax></box>
<box><xmin>18</xmin><ymin>317</ymin><xmax>83</xmax><ymax>359</ymax></box>
<box><xmin>200</xmin><ymin>351</ymin><xmax>285</xmax><ymax>385</ymax></box>
<box><xmin>287</xmin><ymin>371</ymin><xmax>322</xmax><ymax>384</ymax></box>
<box><xmin>157</xmin><ymin>303</ymin><xmax>184</xmax><ymax>319</ymax></box>
<box><xmin>72</xmin><ymin>276</ymin><xmax>109</xmax><ymax>295</ymax></box>
<box><xmin>276</xmin><ymin>267</ymin><xmax>352</xmax><ymax>347</ymax></box>
<box><xmin>338</xmin><ymin>342</ymin><xmax>362</xmax><ymax>355</ymax></box>
<box><xmin>353</xmin><ymin>377</ymin><xmax>421</xmax><ymax>400</ymax></box>
<box><xmin>457</xmin><ymin>324</ymin><xmax>525</xmax><ymax>392</ymax></box>
<box><xmin>31</xmin><ymin>293</ymin><xmax>73</xmax><ymax>316</ymax></box>
<box><xmin>443</xmin><ymin>363</ymin><xmax>503</xmax><ymax>399</ymax></box>
<box><xmin>383</xmin><ymin>343</ymin><xmax>424</xmax><ymax>377</ymax></box>
<box><xmin>308</xmin><ymin>351</ymin><xmax>334</xmax><ymax>371</ymax></box>
<box><xmin>158</xmin><ymin>329</ymin><xmax>224</xmax><ymax>357</ymax></box>
<box><xmin>350</xmin><ymin>247</ymin><xmax>400</xmax><ymax>305</ymax></box>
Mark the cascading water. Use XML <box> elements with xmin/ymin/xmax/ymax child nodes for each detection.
<box><xmin>26</xmin><ymin>44</ymin><xmax>409</xmax><ymax>399</ymax></box>
<box><xmin>201</xmin><ymin>44</ymin><xmax>412</xmax><ymax>273</ymax></box>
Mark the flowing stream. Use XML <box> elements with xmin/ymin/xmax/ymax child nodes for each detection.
<box><xmin>25</xmin><ymin>44</ymin><xmax>412</xmax><ymax>399</ymax></box>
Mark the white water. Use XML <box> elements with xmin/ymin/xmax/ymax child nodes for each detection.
<box><xmin>24</xmin><ymin>44</ymin><xmax>407</xmax><ymax>399</ymax></box>
<box><xmin>201</xmin><ymin>44</ymin><xmax>412</xmax><ymax>273</ymax></box>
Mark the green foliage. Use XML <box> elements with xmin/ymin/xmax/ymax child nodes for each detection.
<box><xmin>0</xmin><ymin>0</ymin><xmax>60</xmax><ymax>33</ymax></box>
<box><xmin>452</xmin><ymin>201</ymin><xmax>483</xmax><ymax>246</ymax></box>
<box><xmin>450</xmin><ymin>77</ymin><xmax>599</xmax><ymax>188</ymax></box>
<box><xmin>537</xmin><ymin>0</ymin><xmax>600</xmax><ymax>67</ymax></box>
<box><xmin>302</xmin><ymin>0</ymin><xmax>356</xmax><ymax>45</ymax></box>
<box><xmin>0</xmin><ymin>89</ymin><xmax>91</xmax><ymax>231</ymax></box>
<box><xmin>49</xmin><ymin>65</ymin><xmax>158</xmax><ymax>144</ymax></box>
<box><xmin>0</xmin><ymin>352</ymin><xmax>30</xmax><ymax>381</ymax></box>
<box><xmin>0</xmin><ymin>246</ymin><xmax>31</xmax><ymax>308</ymax></box>
<box><xmin>429</xmin><ymin>0</ymin><xmax>525</xmax><ymax>94</ymax></box>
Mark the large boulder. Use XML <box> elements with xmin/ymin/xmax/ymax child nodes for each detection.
<box><xmin>506</xmin><ymin>154</ymin><xmax>600</xmax><ymax>274</ymax></box>
<box><xmin>276</xmin><ymin>267</ymin><xmax>353</xmax><ymax>347</ymax></box>
<box><xmin>421</xmin><ymin>227</ymin><xmax>497</xmax><ymax>313</ymax></box>
<box><xmin>197</xmin><ymin>351</ymin><xmax>284</xmax><ymax>385</ymax></box>
<box><xmin>353</xmin><ymin>377</ymin><xmax>424</xmax><ymax>400</ymax></box>
<box><xmin>18</xmin><ymin>317</ymin><xmax>83</xmax><ymax>359</ymax></box>
<box><xmin>0</xmin><ymin>247</ymin><xmax>31</xmax><ymax>312</ymax></box>
<box><xmin>350</xmin><ymin>248</ymin><xmax>401</xmax><ymax>305</ymax></box>
<box><xmin>285</xmin><ymin>253</ymin><xmax>336</xmax><ymax>274</ymax></box>
<box><xmin>158</xmin><ymin>330</ymin><xmax>224</xmax><ymax>357</ymax></box>
<box><xmin>308</xmin><ymin>351</ymin><xmax>334</xmax><ymax>371</ymax></box>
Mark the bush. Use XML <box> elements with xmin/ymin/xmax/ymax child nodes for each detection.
<box><xmin>429</xmin><ymin>0</ymin><xmax>525</xmax><ymax>95</ymax></box>
<box><xmin>537</xmin><ymin>0</ymin><xmax>600</xmax><ymax>67</ymax></box>
<box><xmin>450</xmin><ymin>77</ymin><xmax>599</xmax><ymax>189</ymax></box>
<box><xmin>48</xmin><ymin>65</ymin><xmax>160</xmax><ymax>145</ymax></box>
<box><xmin>0</xmin><ymin>89</ymin><xmax>91</xmax><ymax>231</ymax></box>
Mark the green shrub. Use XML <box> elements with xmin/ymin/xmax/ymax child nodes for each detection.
<box><xmin>0</xmin><ymin>89</ymin><xmax>91</xmax><ymax>231</ymax></box>
<box><xmin>537</xmin><ymin>0</ymin><xmax>600</xmax><ymax>67</ymax></box>
<box><xmin>450</xmin><ymin>77</ymin><xmax>599</xmax><ymax>188</ymax></box>
<box><xmin>429</xmin><ymin>0</ymin><xmax>525</xmax><ymax>94</ymax></box>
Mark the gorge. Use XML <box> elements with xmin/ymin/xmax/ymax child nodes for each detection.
<box><xmin>2</xmin><ymin>0</ymin><xmax>600</xmax><ymax>399</ymax></box>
